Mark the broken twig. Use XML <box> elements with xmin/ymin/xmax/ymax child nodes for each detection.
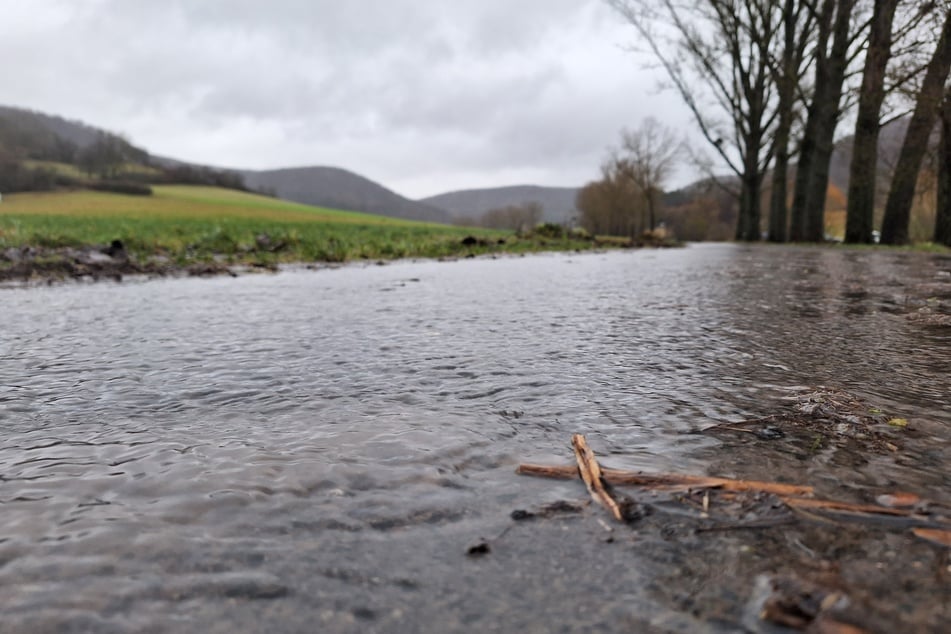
<box><xmin>518</xmin><ymin>435</ymin><xmax>951</xmax><ymax>536</ymax></box>
<box><xmin>517</xmin><ymin>463</ymin><xmax>815</xmax><ymax>498</ymax></box>
<box><xmin>571</xmin><ymin>433</ymin><xmax>623</xmax><ymax>521</ymax></box>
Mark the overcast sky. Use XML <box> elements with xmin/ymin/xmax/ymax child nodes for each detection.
<box><xmin>1</xmin><ymin>0</ymin><xmax>696</xmax><ymax>198</ymax></box>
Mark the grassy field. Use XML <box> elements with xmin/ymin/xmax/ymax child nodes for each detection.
<box><xmin>0</xmin><ymin>186</ymin><xmax>601</xmax><ymax>273</ymax></box>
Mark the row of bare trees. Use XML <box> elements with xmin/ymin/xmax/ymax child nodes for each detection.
<box><xmin>478</xmin><ymin>202</ymin><xmax>544</xmax><ymax>232</ymax></box>
<box><xmin>607</xmin><ymin>0</ymin><xmax>951</xmax><ymax>245</ymax></box>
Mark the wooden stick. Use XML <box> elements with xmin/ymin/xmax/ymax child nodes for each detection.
<box><xmin>517</xmin><ymin>461</ymin><xmax>945</xmax><ymax>524</ymax></box>
<box><xmin>911</xmin><ymin>527</ymin><xmax>951</xmax><ymax>547</ymax></box>
<box><xmin>571</xmin><ymin>434</ymin><xmax>623</xmax><ymax>521</ymax></box>
<box><xmin>517</xmin><ymin>463</ymin><xmax>815</xmax><ymax>498</ymax></box>
<box><xmin>782</xmin><ymin>496</ymin><xmax>923</xmax><ymax>517</ymax></box>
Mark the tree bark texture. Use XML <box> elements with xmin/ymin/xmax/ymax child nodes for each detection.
<box><xmin>935</xmin><ymin>90</ymin><xmax>951</xmax><ymax>246</ymax></box>
<box><xmin>768</xmin><ymin>0</ymin><xmax>807</xmax><ymax>243</ymax></box>
<box><xmin>844</xmin><ymin>0</ymin><xmax>900</xmax><ymax>244</ymax></box>
<box><xmin>802</xmin><ymin>0</ymin><xmax>856</xmax><ymax>242</ymax></box>
<box><xmin>881</xmin><ymin>11</ymin><xmax>951</xmax><ymax>245</ymax></box>
<box><xmin>789</xmin><ymin>0</ymin><xmax>837</xmax><ymax>241</ymax></box>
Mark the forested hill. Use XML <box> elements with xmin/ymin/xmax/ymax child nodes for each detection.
<box><xmin>421</xmin><ymin>185</ymin><xmax>580</xmax><ymax>224</ymax></box>
<box><xmin>0</xmin><ymin>106</ymin><xmax>241</xmax><ymax>194</ymax></box>
<box><xmin>0</xmin><ymin>105</ymin><xmax>146</xmax><ymax>163</ymax></box>
<box><xmin>240</xmin><ymin>166</ymin><xmax>452</xmax><ymax>224</ymax></box>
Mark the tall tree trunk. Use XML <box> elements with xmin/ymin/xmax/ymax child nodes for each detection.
<box><xmin>737</xmin><ymin>149</ymin><xmax>764</xmax><ymax>241</ymax></box>
<box><xmin>737</xmin><ymin>57</ymin><xmax>769</xmax><ymax>242</ymax></box>
<box><xmin>881</xmin><ymin>12</ymin><xmax>951</xmax><ymax>245</ymax></box>
<box><xmin>737</xmin><ymin>176</ymin><xmax>763</xmax><ymax>241</ymax></box>
<box><xmin>790</xmin><ymin>110</ymin><xmax>818</xmax><ymax>241</ymax></box>
<box><xmin>935</xmin><ymin>90</ymin><xmax>951</xmax><ymax>246</ymax></box>
<box><xmin>769</xmin><ymin>40</ymin><xmax>798</xmax><ymax>242</ymax></box>
<box><xmin>802</xmin><ymin>0</ymin><xmax>855</xmax><ymax>242</ymax></box>
<box><xmin>748</xmin><ymin>175</ymin><xmax>763</xmax><ymax>241</ymax></box>
<box><xmin>790</xmin><ymin>0</ymin><xmax>836</xmax><ymax>241</ymax></box>
<box><xmin>844</xmin><ymin>0</ymin><xmax>899</xmax><ymax>244</ymax></box>
<box><xmin>767</xmin><ymin>0</ymin><xmax>804</xmax><ymax>243</ymax></box>
<box><xmin>768</xmin><ymin>122</ymin><xmax>791</xmax><ymax>242</ymax></box>
<box><xmin>646</xmin><ymin>188</ymin><xmax>657</xmax><ymax>232</ymax></box>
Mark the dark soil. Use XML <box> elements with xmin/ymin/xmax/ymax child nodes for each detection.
<box><xmin>0</xmin><ymin>243</ymin><xmax>244</xmax><ymax>286</ymax></box>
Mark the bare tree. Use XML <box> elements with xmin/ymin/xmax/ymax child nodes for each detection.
<box><xmin>616</xmin><ymin>117</ymin><xmax>681</xmax><ymax>232</ymax></box>
<box><xmin>880</xmin><ymin>8</ymin><xmax>951</xmax><ymax>245</ymax></box>
<box><xmin>607</xmin><ymin>0</ymin><xmax>787</xmax><ymax>241</ymax></box>
<box><xmin>480</xmin><ymin>202</ymin><xmax>543</xmax><ymax>232</ymax></box>
<box><xmin>845</xmin><ymin>1</ymin><xmax>944</xmax><ymax>243</ymax></box>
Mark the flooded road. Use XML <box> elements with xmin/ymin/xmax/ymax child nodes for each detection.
<box><xmin>1</xmin><ymin>244</ymin><xmax>949</xmax><ymax>632</ymax></box>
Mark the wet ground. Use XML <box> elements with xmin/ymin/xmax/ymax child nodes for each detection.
<box><xmin>1</xmin><ymin>244</ymin><xmax>949</xmax><ymax>632</ymax></box>
<box><xmin>0</xmin><ymin>242</ymin><xmax>262</xmax><ymax>285</ymax></box>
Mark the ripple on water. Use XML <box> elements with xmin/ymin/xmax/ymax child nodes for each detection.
<box><xmin>1</xmin><ymin>246</ymin><xmax>949</xmax><ymax>631</ymax></box>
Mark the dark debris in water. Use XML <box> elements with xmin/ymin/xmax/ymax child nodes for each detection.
<box><xmin>706</xmin><ymin>387</ymin><xmax>910</xmax><ymax>454</ymax></box>
<box><xmin>510</xmin><ymin>500</ymin><xmax>585</xmax><ymax>522</ymax></box>
<box><xmin>756</xmin><ymin>573</ymin><xmax>854</xmax><ymax>632</ymax></box>
<box><xmin>755</xmin><ymin>426</ymin><xmax>785</xmax><ymax>440</ymax></box>
<box><xmin>517</xmin><ymin>432</ymin><xmax>951</xmax><ymax>633</ymax></box>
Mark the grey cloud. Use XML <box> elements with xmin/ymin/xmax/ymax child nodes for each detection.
<box><xmin>0</xmin><ymin>0</ymin><xmax>695</xmax><ymax>197</ymax></box>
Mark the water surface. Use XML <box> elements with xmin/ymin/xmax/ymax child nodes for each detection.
<box><xmin>2</xmin><ymin>244</ymin><xmax>949</xmax><ymax>632</ymax></box>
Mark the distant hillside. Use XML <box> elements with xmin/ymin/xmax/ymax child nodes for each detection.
<box><xmin>421</xmin><ymin>185</ymin><xmax>579</xmax><ymax>224</ymax></box>
<box><xmin>828</xmin><ymin>116</ymin><xmax>910</xmax><ymax>195</ymax></box>
<box><xmin>241</xmin><ymin>167</ymin><xmax>451</xmax><ymax>224</ymax></box>
<box><xmin>663</xmin><ymin>116</ymin><xmax>912</xmax><ymax>205</ymax></box>
<box><xmin>0</xmin><ymin>105</ymin><xmax>108</xmax><ymax>149</ymax></box>
<box><xmin>0</xmin><ymin>105</ymin><xmax>145</xmax><ymax>162</ymax></box>
<box><xmin>0</xmin><ymin>105</ymin><xmax>252</xmax><ymax>193</ymax></box>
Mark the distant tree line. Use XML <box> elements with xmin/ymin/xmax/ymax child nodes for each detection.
<box><xmin>454</xmin><ymin>202</ymin><xmax>545</xmax><ymax>232</ymax></box>
<box><xmin>0</xmin><ymin>151</ymin><xmax>61</xmax><ymax>193</ymax></box>
<box><xmin>76</xmin><ymin>132</ymin><xmax>148</xmax><ymax>179</ymax></box>
<box><xmin>607</xmin><ymin>0</ymin><xmax>951</xmax><ymax>246</ymax></box>
<box><xmin>0</xmin><ymin>110</ymin><xmax>79</xmax><ymax>164</ymax></box>
<box><xmin>153</xmin><ymin>164</ymin><xmax>249</xmax><ymax>191</ymax></box>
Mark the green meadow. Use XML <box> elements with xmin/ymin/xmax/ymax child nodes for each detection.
<box><xmin>0</xmin><ymin>185</ymin><xmax>600</xmax><ymax>271</ymax></box>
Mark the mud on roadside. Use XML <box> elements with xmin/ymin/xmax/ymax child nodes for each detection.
<box><xmin>0</xmin><ymin>242</ymin><xmax>247</xmax><ymax>286</ymax></box>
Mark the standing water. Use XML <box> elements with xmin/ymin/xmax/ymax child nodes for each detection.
<box><xmin>1</xmin><ymin>244</ymin><xmax>949</xmax><ymax>632</ymax></box>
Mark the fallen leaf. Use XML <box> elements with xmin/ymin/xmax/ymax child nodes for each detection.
<box><xmin>887</xmin><ymin>418</ymin><xmax>908</xmax><ymax>428</ymax></box>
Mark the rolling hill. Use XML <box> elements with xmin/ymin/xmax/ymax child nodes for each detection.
<box><xmin>0</xmin><ymin>105</ymin><xmax>118</xmax><ymax>152</ymax></box>
<box><xmin>0</xmin><ymin>105</ymin><xmax>453</xmax><ymax>224</ymax></box>
<box><xmin>421</xmin><ymin>185</ymin><xmax>579</xmax><ymax>224</ymax></box>
<box><xmin>1</xmin><ymin>103</ymin><xmax>924</xmax><ymax>235</ymax></box>
<box><xmin>239</xmin><ymin>166</ymin><xmax>452</xmax><ymax>224</ymax></box>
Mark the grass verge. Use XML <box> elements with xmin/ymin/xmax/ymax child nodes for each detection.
<box><xmin>0</xmin><ymin>186</ymin><xmax>618</xmax><ymax>283</ymax></box>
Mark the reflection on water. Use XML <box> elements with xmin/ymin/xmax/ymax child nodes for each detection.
<box><xmin>1</xmin><ymin>244</ymin><xmax>949</xmax><ymax>632</ymax></box>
